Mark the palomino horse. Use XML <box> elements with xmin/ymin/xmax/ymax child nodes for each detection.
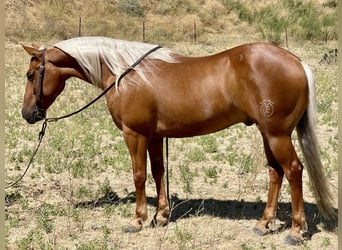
<box><xmin>22</xmin><ymin>37</ymin><xmax>335</xmax><ymax>244</ymax></box>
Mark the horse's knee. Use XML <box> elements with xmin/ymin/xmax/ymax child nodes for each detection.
<box><xmin>284</xmin><ymin>160</ymin><xmax>303</xmax><ymax>182</ymax></box>
<box><xmin>268</xmin><ymin>167</ymin><xmax>283</xmax><ymax>183</ymax></box>
<box><xmin>133</xmin><ymin>171</ymin><xmax>147</xmax><ymax>188</ymax></box>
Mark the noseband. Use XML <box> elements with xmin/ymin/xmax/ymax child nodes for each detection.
<box><xmin>36</xmin><ymin>48</ymin><xmax>47</xmax><ymax>106</ymax></box>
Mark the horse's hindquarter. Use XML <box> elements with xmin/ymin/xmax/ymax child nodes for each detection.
<box><xmin>226</xmin><ymin>43</ymin><xmax>308</xmax><ymax>133</ymax></box>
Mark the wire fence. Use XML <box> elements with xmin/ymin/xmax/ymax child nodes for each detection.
<box><xmin>6</xmin><ymin>16</ymin><xmax>203</xmax><ymax>45</ymax></box>
<box><xmin>5</xmin><ymin>11</ymin><xmax>338</xmax><ymax>47</ymax></box>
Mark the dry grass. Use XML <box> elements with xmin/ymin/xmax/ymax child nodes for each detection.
<box><xmin>5</xmin><ymin>0</ymin><xmax>338</xmax><ymax>249</ymax></box>
<box><xmin>5</xmin><ymin>0</ymin><xmax>337</xmax><ymax>45</ymax></box>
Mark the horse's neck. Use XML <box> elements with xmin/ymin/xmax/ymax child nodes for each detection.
<box><xmin>100</xmin><ymin>62</ymin><xmax>117</xmax><ymax>90</ymax></box>
<box><xmin>52</xmin><ymin>48</ymin><xmax>91</xmax><ymax>84</ymax></box>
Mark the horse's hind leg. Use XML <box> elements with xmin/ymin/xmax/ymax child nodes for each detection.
<box><xmin>254</xmin><ymin>135</ymin><xmax>284</xmax><ymax>236</ymax></box>
<box><xmin>258</xmin><ymin>134</ymin><xmax>307</xmax><ymax>244</ymax></box>
<box><xmin>148</xmin><ymin>137</ymin><xmax>170</xmax><ymax>227</ymax></box>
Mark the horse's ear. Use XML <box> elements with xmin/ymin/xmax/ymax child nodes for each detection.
<box><xmin>22</xmin><ymin>44</ymin><xmax>41</xmax><ymax>57</ymax></box>
<box><xmin>32</xmin><ymin>44</ymin><xmax>39</xmax><ymax>49</ymax></box>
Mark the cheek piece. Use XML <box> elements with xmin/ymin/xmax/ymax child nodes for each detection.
<box><xmin>35</xmin><ymin>48</ymin><xmax>47</xmax><ymax>121</ymax></box>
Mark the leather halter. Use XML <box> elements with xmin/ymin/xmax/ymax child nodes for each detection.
<box><xmin>36</xmin><ymin>48</ymin><xmax>47</xmax><ymax>106</ymax></box>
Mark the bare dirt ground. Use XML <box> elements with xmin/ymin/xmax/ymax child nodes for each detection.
<box><xmin>5</xmin><ymin>24</ymin><xmax>338</xmax><ymax>250</ymax></box>
<box><xmin>5</xmin><ymin>149</ymin><xmax>338</xmax><ymax>249</ymax></box>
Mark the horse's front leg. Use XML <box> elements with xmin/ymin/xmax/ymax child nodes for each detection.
<box><xmin>148</xmin><ymin>137</ymin><xmax>170</xmax><ymax>227</ymax></box>
<box><xmin>123</xmin><ymin>128</ymin><xmax>148</xmax><ymax>233</ymax></box>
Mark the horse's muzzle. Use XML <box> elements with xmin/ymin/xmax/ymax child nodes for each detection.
<box><xmin>22</xmin><ymin>105</ymin><xmax>46</xmax><ymax>124</ymax></box>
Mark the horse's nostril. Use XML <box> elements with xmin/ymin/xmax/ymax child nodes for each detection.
<box><xmin>34</xmin><ymin>106</ymin><xmax>46</xmax><ymax>122</ymax></box>
<box><xmin>22</xmin><ymin>112</ymin><xmax>36</xmax><ymax>124</ymax></box>
<box><xmin>22</xmin><ymin>106</ymin><xmax>46</xmax><ymax>124</ymax></box>
<box><xmin>36</xmin><ymin>108</ymin><xmax>46</xmax><ymax>121</ymax></box>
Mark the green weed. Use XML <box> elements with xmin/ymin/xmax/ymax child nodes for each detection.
<box><xmin>7</xmin><ymin>213</ymin><xmax>20</xmax><ymax>228</ymax></box>
<box><xmin>36</xmin><ymin>203</ymin><xmax>66</xmax><ymax>233</ymax></box>
<box><xmin>321</xmin><ymin>236</ymin><xmax>331</xmax><ymax>248</ymax></box>
<box><xmin>199</xmin><ymin>135</ymin><xmax>218</xmax><ymax>154</ymax></box>
<box><xmin>241</xmin><ymin>243</ymin><xmax>254</xmax><ymax>250</ymax></box>
<box><xmin>179</xmin><ymin>163</ymin><xmax>194</xmax><ymax>195</ymax></box>
<box><xmin>203</xmin><ymin>166</ymin><xmax>218</xmax><ymax>184</ymax></box>
<box><xmin>117</xmin><ymin>0</ymin><xmax>145</xmax><ymax>17</ymax></box>
<box><xmin>103</xmin><ymin>204</ymin><xmax>116</xmax><ymax>219</ymax></box>
<box><xmin>173</xmin><ymin>224</ymin><xmax>193</xmax><ymax>249</ymax></box>
<box><xmin>222</xmin><ymin>0</ymin><xmax>254</xmax><ymax>23</ymax></box>
<box><xmin>17</xmin><ymin>230</ymin><xmax>35</xmax><ymax>250</ymax></box>
<box><xmin>117</xmin><ymin>203</ymin><xmax>132</xmax><ymax>218</ymax></box>
<box><xmin>76</xmin><ymin>185</ymin><xmax>93</xmax><ymax>199</ymax></box>
<box><xmin>75</xmin><ymin>242</ymin><xmax>97</xmax><ymax>250</ymax></box>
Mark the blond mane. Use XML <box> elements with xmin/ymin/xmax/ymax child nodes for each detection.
<box><xmin>54</xmin><ymin>36</ymin><xmax>179</xmax><ymax>88</ymax></box>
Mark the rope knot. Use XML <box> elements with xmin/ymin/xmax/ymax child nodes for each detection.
<box><xmin>38</xmin><ymin>119</ymin><xmax>47</xmax><ymax>141</ymax></box>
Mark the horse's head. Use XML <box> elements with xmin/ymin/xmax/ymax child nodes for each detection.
<box><xmin>22</xmin><ymin>45</ymin><xmax>67</xmax><ymax>124</ymax></box>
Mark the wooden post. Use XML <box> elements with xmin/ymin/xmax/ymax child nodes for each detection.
<box><xmin>194</xmin><ymin>21</ymin><xmax>197</xmax><ymax>44</ymax></box>
<box><xmin>79</xmin><ymin>17</ymin><xmax>82</xmax><ymax>37</ymax></box>
<box><xmin>285</xmin><ymin>27</ymin><xmax>288</xmax><ymax>47</ymax></box>
<box><xmin>143</xmin><ymin>21</ymin><xmax>145</xmax><ymax>42</ymax></box>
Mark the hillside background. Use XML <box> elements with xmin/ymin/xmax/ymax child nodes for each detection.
<box><xmin>5</xmin><ymin>0</ymin><xmax>338</xmax><ymax>49</ymax></box>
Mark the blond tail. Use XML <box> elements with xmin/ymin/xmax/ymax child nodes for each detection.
<box><xmin>296</xmin><ymin>62</ymin><xmax>336</xmax><ymax>219</ymax></box>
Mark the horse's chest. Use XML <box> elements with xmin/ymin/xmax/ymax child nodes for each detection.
<box><xmin>106</xmin><ymin>92</ymin><xmax>157</xmax><ymax>132</ymax></box>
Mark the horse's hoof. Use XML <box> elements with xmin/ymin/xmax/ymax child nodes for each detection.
<box><xmin>150</xmin><ymin>214</ymin><xmax>169</xmax><ymax>228</ymax></box>
<box><xmin>125</xmin><ymin>223</ymin><xmax>141</xmax><ymax>233</ymax></box>
<box><xmin>125</xmin><ymin>219</ymin><xmax>143</xmax><ymax>233</ymax></box>
<box><xmin>284</xmin><ymin>234</ymin><xmax>303</xmax><ymax>245</ymax></box>
<box><xmin>253</xmin><ymin>226</ymin><xmax>268</xmax><ymax>236</ymax></box>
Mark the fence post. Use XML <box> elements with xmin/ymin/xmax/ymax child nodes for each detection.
<box><xmin>194</xmin><ymin>21</ymin><xmax>197</xmax><ymax>44</ymax></box>
<box><xmin>142</xmin><ymin>21</ymin><xmax>145</xmax><ymax>42</ymax></box>
<box><xmin>79</xmin><ymin>17</ymin><xmax>82</xmax><ymax>37</ymax></box>
<box><xmin>285</xmin><ymin>27</ymin><xmax>288</xmax><ymax>47</ymax></box>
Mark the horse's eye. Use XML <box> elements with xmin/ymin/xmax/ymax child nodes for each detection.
<box><xmin>27</xmin><ymin>72</ymin><xmax>34</xmax><ymax>81</ymax></box>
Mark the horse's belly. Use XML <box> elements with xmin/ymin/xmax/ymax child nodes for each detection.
<box><xmin>156</xmin><ymin>106</ymin><xmax>247</xmax><ymax>137</ymax></box>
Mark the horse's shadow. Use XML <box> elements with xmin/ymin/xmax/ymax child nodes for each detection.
<box><xmin>75</xmin><ymin>191</ymin><xmax>338</xmax><ymax>239</ymax></box>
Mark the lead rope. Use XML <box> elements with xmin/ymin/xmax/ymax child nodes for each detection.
<box><xmin>165</xmin><ymin>137</ymin><xmax>170</xmax><ymax>204</ymax></box>
<box><xmin>5</xmin><ymin>45</ymin><xmax>162</xmax><ymax>189</ymax></box>
<box><xmin>5</xmin><ymin>120</ymin><xmax>47</xmax><ymax>189</ymax></box>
